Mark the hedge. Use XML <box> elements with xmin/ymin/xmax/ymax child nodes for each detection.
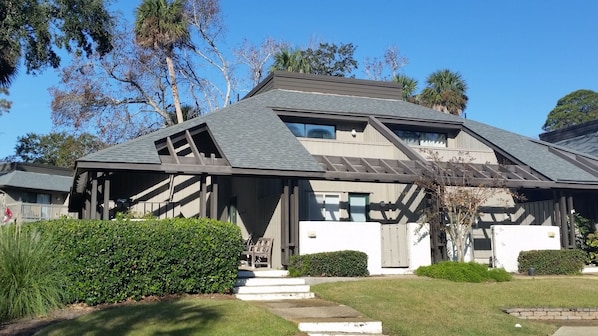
<box><xmin>415</xmin><ymin>261</ymin><xmax>512</xmax><ymax>282</ymax></box>
<box><xmin>518</xmin><ymin>249</ymin><xmax>586</xmax><ymax>275</ymax></box>
<box><xmin>32</xmin><ymin>218</ymin><xmax>243</xmax><ymax>305</ymax></box>
<box><xmin>288</xmin><ymin>250</ymin><xmax>369</xmax><ymax>277</ymax></box>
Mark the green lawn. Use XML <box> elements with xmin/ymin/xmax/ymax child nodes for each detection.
<box><xmin>35</xmin><ymin>297</ymin><xmax>301</xmax><ymax>336</ymax></box>
<box><xmin>312</xmin><ymin>276</ymin><xmax>598</xmax><ymax>336</ymax></box>
<box><xmin>33</xmin><ymin>276</ymin><xmax>598</xmax><ymax>336</ymax></box>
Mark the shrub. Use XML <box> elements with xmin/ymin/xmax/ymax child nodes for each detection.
<box><xmin>32</xmin><ymin>218</ymin><xmax>243</xmax><ymax>305</ymax></box>
<box><xmin>0</xmin><ymin>225</ymin><xmax>67</xmax><ymax>322</ymax></box>
<box><xmin>415</xmin><ymin>261</ymin><xmax>512</xmax><ymax>282</ymax></box>
<box><xmin>518</xmin><ymin>249</ymin><xmax>585</xmax><ymax>275</ymax></box>
<box><xmin>288</xmin><ymin>250</ymin><xmax>369</xmax><ymax>277</ymax></box>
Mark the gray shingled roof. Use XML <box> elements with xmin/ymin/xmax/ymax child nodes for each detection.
<box><xmin>80</xmin><ymin>93</ymin><xmax>324</xmax><ymax>172</ymax></box>
<box><xmin>552</xmin><ymin>132</ymin><xmax>598</xmax><ymax>157</ymax></box>
<box><xmin>0</xmin><ymin>170</ymin><xmax>72</xmax><ymax>192</ymax></box>
<box><xmin>78</xmin><ymin>88</ymin><xmax>598</xmax><ymax>183</ymax></box>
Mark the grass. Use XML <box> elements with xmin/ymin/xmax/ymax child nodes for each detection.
<box><xmin>0</xmin><ymin>225</ymin><xmax>66</xmax><ymax>322</ymax></box>
<box><xmin>312</xmin><ymin>276</ymin><xmax>598</xmax><ymax>336</ymax></box>
<box><xmin>29</xmin><ymin>276</ymin><xmax>598</xmax><ymax>335</ymax></box>
<box><xmin>36</xmin><ymin>296</ymin><xmax>301</xmax><ymax>336</ymax></box>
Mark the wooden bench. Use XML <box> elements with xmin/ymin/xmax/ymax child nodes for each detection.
<box><xmin>246</xmin><ymin>237</ymin><xmax>273</xmax><ymax>268</ymax></box>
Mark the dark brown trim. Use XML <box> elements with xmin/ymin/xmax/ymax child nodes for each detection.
<box><xmin>368</xmin><ymin>116</ymin><xmax>427</xmax><ymax>161</ymax></box>
<box><xmin>547</xmin><ymin>147</ymin><xmax>598</xmax><ymax>177</ymax></box>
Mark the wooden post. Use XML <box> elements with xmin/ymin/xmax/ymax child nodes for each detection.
<box><xmin>210</xmin><ymin>176</ymin><xmax>218</xmax><ymax>219</ymax></box>
<box><xmin>560</xmin><ymin>193</ymin><xmax>568</xmax><ymax>248</ymax></box>
<box><xmin>291</xmin><ymin>179</ymin><xmax>299</xmax><ymax>257</ymax></box>
<box><xmin>102</xmin><ymin>174</ymin><xmax>110</xmax><ymax>220</ymax></box>
<box><xmin>281</xmin><ymin>179</ymin><xmax>290</xmax><ymax>266</ymax></box>
<box><xmin>200</xmin><ymin>174</ymin><xmax>207</xmax><ymax>218</ymax></box>
<box><xmin>567</xmin><ymin>195</ymin><xmax>575</xmax><ymax>249</ymax></box>
<box><xmin>90</xmin><ymin>173</ymin><xmax>98</xmax><ymax>220</ymax></box>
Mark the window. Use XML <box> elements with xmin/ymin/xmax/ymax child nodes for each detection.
<box><xmin>394</xmin><ymin>130</ymin><xmax>447</xmax><ymax>147</ymax></box>
<box><xmin>308</xmin><ymin>193</ymin><xmax>340</xmax><ymax>221</ymax></box>
<box><xmin>349</xmin><ymin>193</ymin><xmax>369</xmax><ymax>222</ymax></box>
<box><xmin>22</xmin><ymin>192</ymin><xmax>51</xmax><ymax>204</ymax></box>
<box><xmin>285</xmin><ymin>122</ymin><xmax>335</xmax><ymax>139</ymax></box>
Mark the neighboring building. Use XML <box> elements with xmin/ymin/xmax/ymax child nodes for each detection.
<box><xmin>68</xmin><ymin>72</ymin><xmax>598</xmax><ymax>273</ymax></box>
<box><xmin>0</xmin><ymin>162</ymin><xmax>74</xmax><ymax>223</ymax></box>
<box><xmin>539</xmin><ymin>119</ymin><xmax>598</xmax><ymax>157</ymax></box>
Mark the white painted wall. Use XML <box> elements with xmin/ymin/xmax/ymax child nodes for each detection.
<box><xmin>491</xmin><ymin>225</ymin><xmax>561</xmax><ymax>273</ymax></box>
<box><xmin>406</xmin><ymin>223</ymin><xmax>432</xmax><ymax>270</ymax></box>
<box><xmin>299</xmin><ymin>221</ymin><xmax>432</xmax><ymax>275</ymax></box>
<box><xmin>300</xmin><ymin>221</ymin><xmax>382</xmax><ymax>275</ymax></box>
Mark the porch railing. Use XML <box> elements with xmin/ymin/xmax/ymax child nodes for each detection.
<box><xmin>5</xmin><ymin>202</ymin><xmax>75</xmax><ymax>223</ymax></box>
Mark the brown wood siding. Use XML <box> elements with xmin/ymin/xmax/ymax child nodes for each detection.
<box><xmin>245</xmin><ymin>71</ymin><xmax>403</xmax><ymax>100</ymax></box>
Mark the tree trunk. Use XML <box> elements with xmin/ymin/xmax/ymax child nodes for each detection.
<box><xmin>166</xmin><ymin>55</ymin><xmax>184</xmax><ymax>124</ymax></box>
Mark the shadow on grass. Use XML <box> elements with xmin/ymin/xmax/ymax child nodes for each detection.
<box><xmin>35</xmin><ymin>299</ymin><xmax>223</xmax><ymax>336</ymax></box>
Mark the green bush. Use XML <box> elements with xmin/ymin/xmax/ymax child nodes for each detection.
<box><xmin>288</xmin><ymin>250</ymin><xmax>369</xmax><ymax>277</ymax></box>
<box><xmin>415</xmin><ymin>261</ymin><xmax>512</xmax><ymax>282</ymax></box>
<box><xmin>32</xmin><ymin>218</ymin><xmax>243</xmax><ymax>305</ymax></box>
<box><xmin>0</xmin><ymin>225</ymin><xmax>67</xmax><ymax>322</ymax></box>
<box><xmin>518</xmin><ymin>249</ymin><xmax>585</xmax><ymax>275</ymax></box>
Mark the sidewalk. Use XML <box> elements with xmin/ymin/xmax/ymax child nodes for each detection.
<box><xmin>553</xmin><ymin>326</ymin><xmax>598</xmax><ymax>336</ymax></box>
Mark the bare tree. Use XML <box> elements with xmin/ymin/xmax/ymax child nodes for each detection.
<box><xmin>184</xmin><ymin>0</ymin><xmax>234</xmax><ymax>107</ymax></box>
<box><xmin>234</xmin><ymin>37</ymin><xmax>288</xmax><ymax>89</ymax></box>
<box><xmin>51</xmin><ymin>26</ymin><xmax>175</xmax><ymax>144</ymax></box>
<box><xmin>364</xmin><ymin>45</ymin><xmax>408</xmax><ymax>81</ymax></box>
<box><xmin>416</xmin><ymin>151</ymin><xmax>513</xmax><ymax>262</ymax></box>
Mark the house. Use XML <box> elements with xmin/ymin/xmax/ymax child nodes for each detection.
<box><xmin>0</xmin><ymin>162</ymin><xmax>74</xmax><ymax>223</ymax></box>
<box><xmin>68</xmin><ymin>71</ymin><xmax>598</xmax><ymax>273</ymax></box>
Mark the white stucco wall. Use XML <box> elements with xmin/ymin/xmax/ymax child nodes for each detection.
<box><xmin>491</xmin><ymin>225</ymin><xmax>561</xmax><ymax>273</ymax></box>
<box><xmin>299</xmin><ymin>221</ymin><xmax>382</xmax><ymax>275</ymax></box>
<box><xmin>299</xmin><ymin>221</ymin><xmax>432</xmax><ymax>275</ymax></box>
<box><xmin>406</xmin><ymin>223</ymin><xmax>432</xmax><ymax>270</ymax></box>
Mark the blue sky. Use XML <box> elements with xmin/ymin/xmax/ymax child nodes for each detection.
<box><xmin>2</xmin><ymin>0</ymin><xmax>597</xmax><ymax>158</ymax></box>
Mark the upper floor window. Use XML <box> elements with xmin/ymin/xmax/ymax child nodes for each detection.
<box><xmin>394</xmin><ymin>130</ymin><xmax>447</xmax><ymax>148</ymax></box>
<box><xmin>285</xmin><ymin>122</ymin><xmax>335</xmax><ymax>139</ymax></box>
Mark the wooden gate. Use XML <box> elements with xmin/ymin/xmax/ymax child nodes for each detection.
<box><xmin>380</xmin><ymin>223</ymin><xmax>409</xmax><ymax>267</ymax></box>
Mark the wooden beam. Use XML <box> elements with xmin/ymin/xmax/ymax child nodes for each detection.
<box><xmin>548</xmin><ymin>147</ymin><xmax>598</xmax><ymax>177</ymax></box>
<box><xmin>166</xmin><ymin>137</ymin><xmax>180</xmax><ymax>164</ymax></box>
<box><xmin>367</xmin><ymin>116</ymin><xmax>427</xmax><ymax>162</ymax></box>
<box><xmin>379</xmin><ymin>159</ymin><xmax>400</xmax><ymax>174</ymax></box>
<box><xmin>319</xmin><ymin>155</ymin><xmax>338</xmax><ymax>172</ymax></box>
<box><xmin>361</xmin><ymin>158</ymin><xmax>379</xmax><ymax>173</ymax></box>
<box><xmin>185</xmin><ymin>130</ymin><xmax>205</xmax><ymax>165</ymax></box>
<box><xmin>340</xmin><ymin>156</ymin><xmax>358</xmax><ymax>172</ymax></box>
<box><xmin>512</xmin><ymin>165</ymin><xmax>541</xmax><ymax>181</ymax></box>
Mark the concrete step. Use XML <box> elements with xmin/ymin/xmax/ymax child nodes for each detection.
<box><xmin>237</xmin><ymin>269</ymin><xmax>289</xmax><ymax>278</ymax></box>
<box><xmin>236</xmin><ymin>292</ymin><xmax>316</xmax><ymax>301</ymax></box>
<box><xmin>235</xmin><ymin>277</ymin><xmax>306</xmax><ymax>287</ymax></box>
<box><xmin>299</xmin><ymin>320</ymin><xmax>383</xmax><ymax>335</ymax></box>
<box><xmin>234</xmin><ymin>284</ymin><xmax>311</xmax><ymax>294</ymax></box>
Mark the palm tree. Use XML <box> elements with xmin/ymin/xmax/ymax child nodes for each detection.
<box><xmin>134</xmin><ymin>0</ymin><xmax>189</xmax><ymax>124</ymax></box>
<box><xmin>419</xmin><ymin>69</ymin><xmax>468</xmax><ymax>116</ymax></box>
<box><xmin>393</xmin><ymin>74</ymin><xmax>418</xmax><ymax>102</ymax></box>
<box><xmin>270</xmin><ymin>49</ymin><xmax>310</xmax><ymax>74</ymax></box>
<box><xmin>0</xmin><ymin>39</ymin><xmax>19</xmax><ymax>88</ymax></box>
